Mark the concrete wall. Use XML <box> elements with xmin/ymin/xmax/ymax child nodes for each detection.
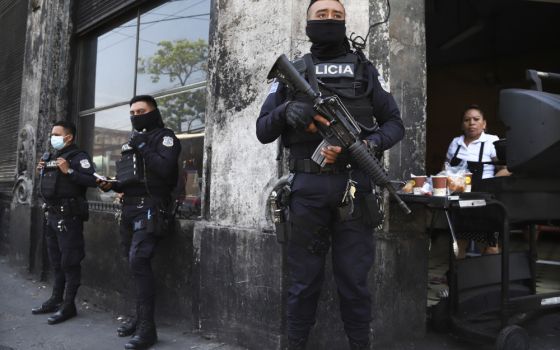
<box><xmin>7</xmin><ymin>0</ymin><xmax>74</xmax><ymax>274</ymax></box>
<box><xmin>370</xmin><ymin>0</ymin><xmax>429</xmax><ymax>344</ymax></box>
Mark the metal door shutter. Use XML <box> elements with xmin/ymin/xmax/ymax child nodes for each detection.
<box><xmin>0</xmin><ymin>0</ymin><xmax>28</xmax><ymax>194</ymax></box>
<box><xmin>74</xmin><ymin>0</ymin><xmax>152</xmax><ymax>35</ymax></box>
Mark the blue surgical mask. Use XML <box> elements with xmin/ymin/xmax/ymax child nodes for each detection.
<box><xmin>50</xmin><ymin>136</ymin><xmax>66</xmax><ymax>150</ymax></box>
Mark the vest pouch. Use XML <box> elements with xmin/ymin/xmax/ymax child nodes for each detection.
<box><xmin>346</xmin><ymin>104</ymin><xmax>376</xmax><ymax>130</ymax></box>
<box><xmin>40</xmin><ymin>166</ymin><xmax>59</xmax><ymax>200</ymax></box>
<box><xmin>116</xmin><ymin>149</ymin><xmax>145</xmax><ymax>185</ymax></box>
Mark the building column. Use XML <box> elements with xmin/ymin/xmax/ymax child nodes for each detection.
<box><xmin>10</xmin><ymin>0</ymin><xmax>73</xmax><ymax>275</ymax></box>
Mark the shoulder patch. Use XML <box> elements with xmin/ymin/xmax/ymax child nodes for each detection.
<box><xmin>268</xmin><ymin>81</ymin><xmax>279</xmax><ymax>95</ymax></box>
<box><xmin>377</xmin><ymin>75</ymin><xmax>390</xmax><ymax>92</ymax></box>
<box><xmin>80</xmin><ymin>159</ymin><xmax>91</xmax><ymax>169</ymax></box>
<box><xmin>162</xmin><ymin>136</ymin><xmax>174</xmax><ymax>147</ymax></box>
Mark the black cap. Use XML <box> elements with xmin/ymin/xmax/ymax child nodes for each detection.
<box><xmin>129</xmin><ymin>95</ymin><xmax>158</xmax><ymax>109</ymax></box>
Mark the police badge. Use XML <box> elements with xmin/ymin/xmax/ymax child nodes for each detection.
<box><xmin>80</xmin><ymin>159</ymin><xmax>91</xmax><ymax>169</ymax></box>
<box><xmin>162</xmin><ymin>136</ymin><xmax>174</xmax><ymax>147</ymax></box>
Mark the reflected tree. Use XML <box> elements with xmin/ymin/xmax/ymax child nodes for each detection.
<box><xmin>139</xmin><ymin>39</ymin><xmax>208</xmax><ymax>131</ymax></box>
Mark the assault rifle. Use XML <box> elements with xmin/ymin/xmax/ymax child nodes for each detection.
<box><xmin>267</xmin><ymin>54</ymin><xmax>411</xmax><ymax>215</ymax></box>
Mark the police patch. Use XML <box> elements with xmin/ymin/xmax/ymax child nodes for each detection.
<box><xmin>80</xmin><ymin>159</ymin><xmax>91</xmax><ymax>169</ymax></box>
<box><xmin>162</xmin><ymin>136</ymin><xmax>174</xmax><ymax>147</ymax></box>
<box><xmin>315</xmin><ymin>63</ymin><xmax>355</xmax><ymax>78</ymax></box>
<box><xmin>268</xmin><ymin>81</ymin><xmax>279</xmax><ymax>95</ymax></box>
<box><xmin>378</xmin><ymin>75</ymin><xmax>390</xmax><ymax>92</ymax></box>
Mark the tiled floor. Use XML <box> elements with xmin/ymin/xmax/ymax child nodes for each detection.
<box><xmin>427</xmin><ymin>228</ymin><xmax>560</xmax><ymax>307</ymax></box>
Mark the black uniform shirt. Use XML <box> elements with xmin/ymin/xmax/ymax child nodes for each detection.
<box><xmin>113</xmin><ymin>128</ymin><xmax>181</xmax><ymax>197</ymax></box>
<box><xmin>256</xmin><ymin>55</ymin><xmax>404</xmax><ymax>157</ymax></box>
<box><xmin>57</xmin><ymin>144</ymin><xmax>97</xmax><ymax>189</ymax></box>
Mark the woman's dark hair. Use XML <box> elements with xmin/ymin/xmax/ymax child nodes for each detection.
<box><xmin>462</xmin><ymin>104</ymin><xmax>485</xmax><ymax>120</ymax></box>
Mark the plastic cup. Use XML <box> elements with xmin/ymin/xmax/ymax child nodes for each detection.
<box><xmin>432</xmin><ymin>176</ymin><xmax>447</xmax><ymax>197</ymax></box>
<box><xmin>412</xmin><ymin>176</ymin><xmax>427</xmax><ymax>195</ymax></box>
<box><xmin>464</xmin><ymin>173</ymin><xmax>473</xmax><ymax>192</ymax></box>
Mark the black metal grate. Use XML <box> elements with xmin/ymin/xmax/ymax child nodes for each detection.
<box><xmin>0</xmin><ymin>0</ymin><xmax>28</xmax><ymax>195</ymax></box>
<box><xmin>74</xmin><ymin>0</ymin><xmax>152</xmax><ymax>35</ymax></box>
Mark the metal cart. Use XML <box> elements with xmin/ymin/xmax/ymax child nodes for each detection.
<box><xmin>402</xmin><ymin>188</ymin><xmax>560</xmax><ymax>350</ymax></box>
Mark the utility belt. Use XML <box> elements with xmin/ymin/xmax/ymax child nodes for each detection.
<box><xmin>44</xmin><ymin>197</ymin><xmax>89</xmax><ymax>221</ymax></box>
<box><xmin>121</xmin><ymin>195</ymin><xmax>168</xmax><ymax>207</ymax></box>
<box><xmin>121</xmin><ymin>195</ymin><xmax>177</xmax><ymax>238</ymax></box>
<box><xmin>289</xmin><ymin>158</ymin><xmax>350</xmax><ymax>175</ymax></box>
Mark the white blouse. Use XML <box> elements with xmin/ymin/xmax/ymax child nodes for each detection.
<box><xmin>445</xmin><ymin>132</ymin><xmax>500</xmax><ymax>179</ymax></box>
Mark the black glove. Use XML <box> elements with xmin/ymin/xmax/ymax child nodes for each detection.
<box><xmin>365</xmin><ymin>140</ymin><xmax>382</xmax><ymax>158</ymax></box>
<box><xmin>129</xmin><ymin>132</ymin><xmax>148</xmax><ymax>150</ymax></box>
<box><xmin>285</xmin><ymin>101</ymin><xmax>315</xmax><ymax>130</ymax></box>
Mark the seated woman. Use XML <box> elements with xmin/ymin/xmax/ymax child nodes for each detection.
<box><xmin>445</xmin><ymin>105</ymin><xmax>509</xmax><ymax>258</ymax></box>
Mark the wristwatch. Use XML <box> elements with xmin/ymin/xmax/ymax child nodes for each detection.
<box><xmin>67</xmin><ymin>168</ymin><xmax>74</xmax><ymax>175</ymax></box>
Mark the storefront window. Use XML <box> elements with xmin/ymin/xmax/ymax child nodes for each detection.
<box><xmin>78</xmin><ymin>0</ymin><xmax>210</xmax><ymax>218</ymax></box>
<box><xmin>94</xmin><ymin>18</ymin><xmax>137</xmax><ymax>107</ymax></box>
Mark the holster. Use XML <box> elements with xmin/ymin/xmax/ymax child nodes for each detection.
<box><xmin>268</xmin><ymin>175</ymin><xmax>293</xmax><ymax>244</ymax></box>
<box><xmin>153</xmin><ymin>199</ymin><xmax>177</xmax><ymax>238</ymax></box>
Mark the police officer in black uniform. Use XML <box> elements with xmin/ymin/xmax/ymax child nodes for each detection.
<box><xmin>32</xmin><ymin>120</ymin><xmax>97</xmax><ymax>324</ymax></box>
<box><xmin>256</xmin><ymin>1</ymin><xmax>404</xmax><ymax>349</ymax></box>
<box><xmin>98</xmin><ymin>95</ymin><xmax>181</xmax><ymax>350</ymax></box>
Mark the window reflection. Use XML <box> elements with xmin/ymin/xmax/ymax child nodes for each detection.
<box><xmin>85</xmin><ymin>105</ymin><xmax>131</xmax><ymax>202</ymax></box>
<box><xmin>177</xmin><ymin>133</ymin><xmax>204</xmax><ymax>217</ymax></box>
<box><xmin>94</xmin><ymin>18</ymin><xmax>137</xmax><ymax>107</ymax></box>
<box><xmin>157</xmin><ymin>86</ymin><xmax>206</xmax><ymax>133</ymax></box>
<box><xmin>136</xmin><ymin>0</ymin><xmax>210</xmax><ymax>94</ymax></box>
<box><xmin>156</xmin><ymin>92</ymin><xmax>206</xmax><ymax>216</ymax></box>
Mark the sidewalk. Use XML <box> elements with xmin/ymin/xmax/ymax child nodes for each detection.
<box><xmin>0</xmin><ymin>258</ymin><xmax>245</xmax><ymax>350</ymax></box>
<box><xmin>1</xmin><ymin>257</ymin><xmax>559</xmax><ymax>350</ymax></box>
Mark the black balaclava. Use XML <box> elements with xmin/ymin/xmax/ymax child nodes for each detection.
<box><xmin>130</xmin><ymin>109</ymin><xmax>163</xmax><ymax>132</ymax></box>
<box><xmin>306</xmin><ymin>19</ymin><xmax>350</xmax><ymax>59</ymax></box>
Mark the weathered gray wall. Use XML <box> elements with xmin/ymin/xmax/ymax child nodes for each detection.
<box><xmin>8</xmin><ymin>0</ymin><xmax>74</xmax><ymax>273</ymax></box>
<box><xmin>370</xmin><ymin>0</ymin><xmax>429</xmax><ymax>344</ymax></box>
<box><xmin>198</xmin><ymin>1</ymin><xmax>292</xmax><ymax>347</ymax></box>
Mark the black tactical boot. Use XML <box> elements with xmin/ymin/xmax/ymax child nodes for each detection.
<box><xmin>287</xmin><ymin>337</ymin><xmax>308</xmax><ymax>350</ymax></box>
<box><xmin>47</xmin><ymin>283</ymin><xmax>79</xmax><ymax>325</ymax></box>
<box><xmin>117</xmin><ymin>316</ymin><xmax>137</xmax><ymax>337</ymax></box>
<box><xmin>124</xmin><ymin>302</ymin><xmax>157</xmax><ymax>349</ymax></box>
<box><xmin>31</xmin><ymin>287</ymin><xmax>64</xmax><ymax>315</ymax></box>
<box><xmin>47</xmin><ymin>301</ymin><xmax>77</xmax><ymax>324</ymax></box>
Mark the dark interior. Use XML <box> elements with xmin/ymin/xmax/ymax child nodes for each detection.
<box><xmin>425</xmin><ymin>0</ymin><xmax>560</xmax><ymax>174</ymax></box>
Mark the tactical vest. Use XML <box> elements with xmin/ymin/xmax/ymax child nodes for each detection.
<box><xmin>285</xmin><ymin>51</ymin><xmax>377</xmax><ymax>147</ymax></box>
<box><xmin>40</xmin><ymin>149</ymin><xmax>84</xmax><ymax>201</ymax></box>
<box><xmin>115</xmin><ymin>143</ymin><xmax>145</xmax><ymax>185</ymax></box>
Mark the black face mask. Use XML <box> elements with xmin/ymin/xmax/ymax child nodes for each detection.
<box><xmin>130</xmin><ymin>109</ymin><xmax>163</xmax><ymax>132</ymax></box>
<box><xmin>306</xmin><ymin>19</ymin><xmax>350</xmax><ymax>59</ymax></box>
